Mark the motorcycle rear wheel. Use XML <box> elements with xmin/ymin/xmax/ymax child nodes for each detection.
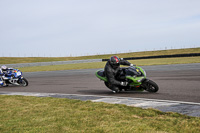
<box><xmin>143</xmin><ymin>80</ymin><xmax>159</xmax><ymax>93</ymax></box>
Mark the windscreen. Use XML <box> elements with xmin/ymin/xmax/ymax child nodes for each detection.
<box><xmin>125</xmin><ymin>67</ymin><xmax>142</xmax><ymax>76</ymax></box>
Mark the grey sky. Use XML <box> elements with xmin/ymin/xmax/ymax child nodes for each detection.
<box><xmin>0</xmin><ymin>0</ymin><xmax>200</xmax><ymax>57</ymax></box>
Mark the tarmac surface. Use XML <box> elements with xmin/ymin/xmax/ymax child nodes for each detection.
<box><xmin>0</xmin><ymin>63</ymin><xmax>200</xmax><ymax>117</ymax></box>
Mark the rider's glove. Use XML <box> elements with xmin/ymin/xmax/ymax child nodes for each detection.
<box><xmin>2</xmin><ymin>76</ymin><xmax>5</xmax><ymax>80</ymax></box>
<box><xmin>120</xmin><ymin>82</ymin><xmax>128</xmax><ymax>86</ymax></box>
<box><xmin>130</xmin><ymin>64</ymin><xmax>135</xmax><ymax>67</ymax></box>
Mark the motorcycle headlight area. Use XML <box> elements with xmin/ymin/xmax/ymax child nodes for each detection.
<box><xmin>16</xmin><ymin>71</ymin><xmax>22</xmax><ymax>76</ymax></box>
<box><xmin>140</xmin><ymin>68</ymin><xmax>146</xmax><ymax>76</ymax></box>
<box><xmin>137</xmin><ymin>77</ymin><xmax>145</xmax><ymax>82</ymax></box>
<box><xmin>143</xmin><ymin>70</ymin><xmax>147</xmax><ymax>76</ymax></box>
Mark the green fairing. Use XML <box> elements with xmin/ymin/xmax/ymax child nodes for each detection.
<box><xmin>95</xmin><ymin>70</ymin><xmax>108</xmax><ymax>82</ymax></box>
<box><xmin>126</xmin><ymin>66</ymin><xmax>146</xmax><ymax>86</ymax></box>
<box><xmin>95</xmin><ymin>66</ymin><xmax>146</xmax><ymax>86</ymax></box>
<box><xmin>135</xmin><ymin>66</ymin><xmax>146</xmax><ymax>78</ymax></box>
<box><xmin>126</xmin><ymin>76</ymin><xmax>143</xmax><ymax>86</ymax></box>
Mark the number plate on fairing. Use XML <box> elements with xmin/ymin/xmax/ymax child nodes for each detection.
<box><xmin>16</xmin><ymin>72</ymin><xmax>21</xmax><ymax>76</ymax></box>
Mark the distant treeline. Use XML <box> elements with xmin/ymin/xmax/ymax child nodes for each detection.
<box><xmin>102</xmin><ymin>53</ymin><xmax>200</xmax><ymax>61</ymax></box>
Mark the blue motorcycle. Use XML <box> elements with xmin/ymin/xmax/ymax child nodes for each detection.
<box><xmin>1</xmin><ymin>69</ymin><xmax>28</xmax><ymax>87</ymax></box>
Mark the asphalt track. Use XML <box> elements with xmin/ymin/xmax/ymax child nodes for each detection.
<box><xmin>0</xmin><ymin>63</ymin><xmax>200</xmax><ymax>103</ymax></box>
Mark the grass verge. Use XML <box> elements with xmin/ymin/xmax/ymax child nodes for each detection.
<box><xmin>0</xmin><ymin>48</ymin><xmax>200</xmax><ymax>64</ymax></box>
<box><xmin>0</xmin><ymin>95</ymin><xmax>200</xmax><ymax>133</ymax></box>
<box><xmin>18</xmin><ymin>56</ymin><xmax>200</xmax><ymax>72</ymax></box>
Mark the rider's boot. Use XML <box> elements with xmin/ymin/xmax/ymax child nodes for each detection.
<box><xmin>112</xmin><ymin>86</ymin><xmax>120</xmax><ymax>93</ymax></box>
<box><xmin>1</xmin><ymin>76</ymin><xmax>7</xmax><ymax>86</ymax></box>
<box><xmin>3</xmin><ymin>82</ymin><xmax>7</xmax><ymax>86</ymax></box>
<box><xmin>0</xmin><ymin>80</ymin><xmax>3</xmax><ymax>86</ymax></box>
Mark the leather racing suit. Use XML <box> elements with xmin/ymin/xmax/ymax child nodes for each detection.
<box><xmin>104</xmin><ymin>58</ymin><xmax>131</xmax><ymax>92</ymax></box>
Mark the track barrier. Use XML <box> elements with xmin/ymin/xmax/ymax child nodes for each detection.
<box><xmin>102</xmin><ymin>53</ymin><xmax>200</xmax><ymax>61</ymax></box>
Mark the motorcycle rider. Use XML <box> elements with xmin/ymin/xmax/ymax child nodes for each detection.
<box><xmin>0</xmin><ymin>65</ymin><xmax>13</xmax><ymax>86</ymax></box>
<box><xmin>104</xmin><ymin>56</ymin><xmax>134</xmax><ymax>93</ymax></box>
<box><xmin>0</xmin><ymin>67</ymin><xmax>4</xmax><ymax>86</ymax></box>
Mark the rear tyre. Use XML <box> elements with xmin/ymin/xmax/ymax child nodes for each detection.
<box><xmin>20</xmin><ymin>78</ymin><xmax>29</xmax><ymax>87</ymax></box>
<box><xmin>143</xmin><ymin>80</ymin><xmax>159</xmax><ymax>93</ymax></box>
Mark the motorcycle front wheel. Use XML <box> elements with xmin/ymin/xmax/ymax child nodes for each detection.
<box><xmin>143</xmin><ymin>80</ymin><xmax>159</xmax><ymax>93</ymax></box>
<box><xmin>19</xmin><ymin>78</ymin><xmax>29</xmax><ymax>87</ymax></box>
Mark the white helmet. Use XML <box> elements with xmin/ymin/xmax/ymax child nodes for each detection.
<box><xmin>1</xmin><ymin>65</ymin><xmax>7</xmax><ymax>71</ymax></box>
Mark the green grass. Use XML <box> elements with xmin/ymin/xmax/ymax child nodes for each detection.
<box><xmin>0</xmin><ymin>48</ymin><xmax>200</xmax><ymax>72</ymax></box>
<box><xmin>0</xmin><ymin>48</ymin><xmax>200</xmax><ymax>64</ymax></box>
<box><xmin>0</xmin><ymin>95</ymin><xmax>200</xmax><ymax>133</ymax></box>
<box><xmin>18</xmin><ymin>56</ymin><xmax>200</xmax><ymax>72</ymax></box>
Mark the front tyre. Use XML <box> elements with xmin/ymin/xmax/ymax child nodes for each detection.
<box><xmin>143</xmin><ymin>80</ymin><xmax>159</xmax><ymax>93</ymax></box>
<box><xmin>20</xmin><ymin>78</ymin><xmax>29</xmax><ymax>87</ymax></box>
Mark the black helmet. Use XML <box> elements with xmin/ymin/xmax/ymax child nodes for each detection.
<box><xmin>109</xmin><ymin>56</ymin><xmax>120</xmax><ymax>68</ymax></box>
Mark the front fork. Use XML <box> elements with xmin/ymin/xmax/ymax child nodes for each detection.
<box><xmin>130</xmin><ymin>78</ymin><xmax>150</xmax><ymax>89</ymax></box>
<box><xmin>17</xmin><ymin>76</ymin><xmax>24</xmax><ymax>84</ymax></box>
<box><xmin>140</xmin><ymin>78</ymin><xmax>150</xmax><ymax>89</ymax></box>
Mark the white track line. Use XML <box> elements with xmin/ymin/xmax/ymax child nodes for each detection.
<box><xmin>1</xmin><ymin>91</ymin><xmax>200</xmax><ymax>105</ymax></box>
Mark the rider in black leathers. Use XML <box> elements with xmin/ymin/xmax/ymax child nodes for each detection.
<box><xmin>104</xmin><ymin>56</ymin><xmax>134</xmax><ymax>93</ymax></box>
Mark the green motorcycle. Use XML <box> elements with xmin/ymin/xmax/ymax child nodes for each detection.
<box><xmin>95</xmin><ymin>66</ymin><xmax>159</xmax><ymax>93</ymax></box>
